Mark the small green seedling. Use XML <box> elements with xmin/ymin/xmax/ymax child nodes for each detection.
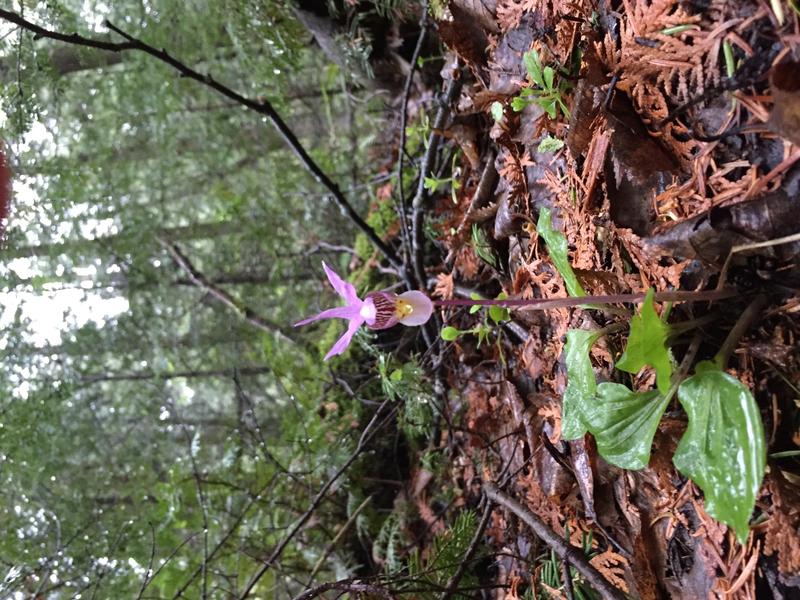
<box><xmin>512</xmin><ymin>48</ymin><xmax>571</xmax><ymax>119</ymax></box>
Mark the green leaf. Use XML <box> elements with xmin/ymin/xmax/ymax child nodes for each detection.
<box><xmin>536</xmin><ymin>207</ymin><xmax>586</xmax><ymax>297</ymax></box>
<box><xmin>673</xmin><ymin>362</ymin><xmax>766</xmax><ymax>543</ymax></box>
<box><xmin>543</xmin><ymin>65</ymin><xmax>555</xmax><ymax>90</ymax></box>
<box><xmin>537</xmin><ymin>136</ymin><xmax>565</xmax><ymax>154</ymax></box>
<box><xmin>523</xmin><ymin>49</ymin><xmax>543</xmax><ymax>86</ymax></box>
<box><xmin>511</xmin><ymin>96</ymin><xmax>530</xmax><ymax>112</ymax></box>
<box><xmin>583</xmin><ymin>383</ymin><xmax>670</xmax><ymax>469</ymax></box>
<box><xmin>616</xmin><ymin>289</ymin><xmax>673</xmax><ymax>394</ymax></box>
<box><xmin>441</xmin><ymin>326</ymin><xmax>460</xmax><ymax>341</ymax></box>
<box><xmin>542</xmin><ymin>99</ymin><xmax>557</xmax><ymax>119</ymax></box>
<box><xmin>490</xmin><ymin>101</ymin><xmax>504</xmax><ymax>122</ymax></box>
<box><xmin>489</xmin><ymin>292</ymin><xmax>510</xmax><ymax>323</ymax></box>
<box><xmin>424</xmin><ymin>176</ymin><xmax>443</xmax><ymax>192</ymax></box>
<box><xmin>561</xmin><ymin>329</ymin><xmax>601</xmax><ymax>440</ymax></box>
<box><xmin>469</xmin><ymin>292</ymin><xmax>483</xmax><ymax>314</ymax></box>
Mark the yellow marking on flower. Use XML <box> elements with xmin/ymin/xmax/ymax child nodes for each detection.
<box><xmin>395</xmin><ymin>298</ymin><xmax>414</xmax><ymax>318</ymax></box>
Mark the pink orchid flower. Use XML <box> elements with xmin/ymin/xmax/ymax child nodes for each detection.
<box><xmin>295</xmin><ymin>262</ymin><xmax>433</xmax><ymax>360</ymax></box>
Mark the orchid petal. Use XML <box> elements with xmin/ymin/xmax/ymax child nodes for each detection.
<box><xmin>324</xmin><ymin>316</ymin><xmax>364</xmax><ymax>361</ymax></box>
<box><xmin>322</xmin><ymin>261</ymin><xmax>359</xmax><ymax>306</ymax></box>
<box><xmin>396</xmin><ymin>291</ymin><xmax>434</xmax><ymax>326</ymax></box>
<box><xmin>294</xmin><ymin>305</ymin><xmax>361</xmax><ymax>327</ymax></box>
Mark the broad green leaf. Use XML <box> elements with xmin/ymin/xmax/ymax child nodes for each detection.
<box><xmin>583</xmin><ymin>383</ymin><xmax>669</xmax><ymax>469</ymax></box>
<box><xmin>536</xmin><ymin>207</ymin><xmax>586</xmax><ymax>298</ymax></box>
<box><xmin>537</xmin><ymin>136</ymin><xmax>565</xmax><ymax>153</ymax></box>
<box><xmin>616</xmin><ymin>288</ymin><xmax>673</xmax><ymax>394</ymax></box>
<box><xmin>441</xmin><ymin>326</ymin><xmax>460</xmax><ymax>341</ymax></box>
<box><xmin>561</xmin><ymin>329</ymin><xmax>601</xmax><ymax>440</ymax></box>
<box><xmin>673</xmin><ymin>362</ymin><xmax>766</xmax><ymax>543</ymax></box>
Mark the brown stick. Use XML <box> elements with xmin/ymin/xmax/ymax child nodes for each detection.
<box><xmin>291</xmin><ymin>578</ymin><xmax>394</xmax><ymax>600</ymax></box>
<box><xmin>483</xmin><ymin>482</ymin><xmax>627</xmax><ymax>600</ymax></box>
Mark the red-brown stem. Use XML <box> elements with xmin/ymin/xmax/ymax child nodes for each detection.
<box><xmin>433</xmin><ymin>288</ymin><xmax>736</xmax><ymax>310</ymax></box>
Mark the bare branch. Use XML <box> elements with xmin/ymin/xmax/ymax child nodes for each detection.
<box><xmin>483</xmin><ymin>482</ymin><xmax>626</xmax><ymax>600</ymax></box>
<box><xmin>238</xmin><ymin>400</ymin><xmax>397</xmax><ymax>599</ymax></box>
<box><xmin>410</xmin><ymin>74</ymin><xmax>462</xmax><ymax>288</ymax></box>
<box><xmin>291</xmin><ymin>577</ymin><xmax>395</xmax><ymax>600</ymax></box>
<box><xmin>0</xmin><ymin>9</ymin><xmax>402</xmax><ymax>271</ymax></box>
<box><xmin>159</xmin><ymin>239</ymin><xmax>296</xmax><ymax>345</ymax></box>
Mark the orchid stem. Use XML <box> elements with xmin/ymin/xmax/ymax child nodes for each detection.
<box><xmin>433</xmin><ymin>288</ymin><xmax>736</xmax><ymax>311</ymax></box>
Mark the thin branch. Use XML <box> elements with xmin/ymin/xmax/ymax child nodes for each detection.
<box><xmin>307</xmin><ymin>494</ymin><xmax>373</xmax><ymax>584</ymax></box>
<box><xmin>434</xmin><ymin>287</ymin><xmax>737</xmax><ymax>310</ymax></box>
<box><xmin>238</xmin><ymin>400</ymin><xmax>397</xmax><ymax>599</ymax></box>
<box><xmin>396</xmin><ymin>1</ymin><xmax>429</xmax><ymax>272</ymax></box>
<box><xmin>0</xmin><ymin>9</ymin><xmax>401</xmax><ymax>271</ymax></box>
<box><xmin>159</xmin><ymin>239</ymin><xmax>296</xmax><ymax>345</ymax></box>
<box><xmin>291</xmin><ymin>577</ymin><xmax>395</xmax><ymax>600</ymax></box>
<box><xmin>136</xmin><ymin>522</ymin><xmax>157</xmax><ymax>600</ymax></box>
<box><xmin>483</xmin><ymin>482</ymin><xmax>626</xmax><ymax>600</ymax></box>
<box><xmin>411</xmin><ymin>74</ymin><xmax>462</xmax><ymax>289</ymax></box>
<box><xmin>171</xmin><ymin>481</ymin><xmax>273</xmax><ymax>599</ymax></box>
<box><xmin>714</xmin><ymin>294</ymin><xmax>768</xmax><ymax>367</ymax></box>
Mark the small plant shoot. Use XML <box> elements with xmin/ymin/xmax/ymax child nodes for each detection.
<box><xmin>616</xmin><ymin>289</ymin><xmax>674</xmax><ymax>394</ymax></box>
<box><xmin>537</xmin><ymin>207</ymin><xmax>586</xmax><ymax>297</ymax></box>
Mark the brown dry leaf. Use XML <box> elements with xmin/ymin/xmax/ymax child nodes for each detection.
<box><xmin>437</xmin><ymin>3</ymin><xmax>490</xmax><ymax>71</ymax></box>
<box><xmin>451</xmin><ymin>0</ymin><xmax>500</xmax><ymax>34</ymax></box>
<box><xmin>765</xmin><ymin>471</ymin><xmax>800</xmax><ymax>576</ymax></box>
<box><xmin>589</xmin><ymin>549</ymin><xmax>630</xmax><ymax>593</ymax></box>
<box><xmin>455</xmin><ymin>244</ymin><xmax>480</xmax><ymax>279</ymax></box>
<box><xmin>769</xmin><ymin>59</ymin><xmax>800</xmax><ymax>146</ymax></box>
<box><xmin>537</xmin><ymin>402</ymin><xmax>561</xmax><ymax>441</ymax></box>
<box><xmin>433</xmin><ymin>272</ymin><xmax>455</xmax><ymax>300</ymax></box>
<box><xmin>495</xmin><ymin>0</ymin><xmax>531</xmax><ymax>31</ymax></box>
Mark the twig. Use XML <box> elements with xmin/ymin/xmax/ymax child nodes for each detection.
<box><xmin>136</xmin><ymin>532</ymin><xmax>200</xmax><ymax>599</ymax></box>
<box><xmin>238</xmin><ymin>400</ymin><xmax>397</xmax><ymax>599</ymax></box>
<box><xmin>716</xmin><ymin>231</ymin><xmax>800</xmax><ymax>291</ymax></box>
<box><xmin>170</xmin><ymin>481</ymin><xmax>272</xmax><ymax>599</ymax></box>
<box><xmin>396</xmin><ymin>1</ymin><xmax>428</xmax><ymax>273</ymax></box>
<box><xmin>483</xmin><ymin>482</ymin><xmax>626</xmax><ymax>600</ymax></box>
<box><xmin>136</xmin><ymin>523</ymin><xmax>157</xmax><ymax>600</ymax></box>
<box><xmin>306</xmin><ymin>494</ymin><xmax>373</xmax><ymax>584</ymax></box>
<box><xmin>437</xmin><ymin>499</ymin><xmax>494</xmax><ymax>600</ymax></box>
<box><xmin>158</xmin><ymin>239</ymin><xmax>296</xmax><ymax>344</ymax></box>
<box><xmin>291</xmin><ymin>577</ymin><xmax>394</xmax><ymax>600</ymax></box>
<box><xmin>0</xmin><ymin>9</ymin><xmax>402</xmax><ymax>271</ymax></box>
<box><xmin>411</xmin><ymin>74</ymin><xmax>463</xmax><ymax>289</ymax></box>
<box><xmin>714</xmin><ymin>294</ymin><xmax>768</xmax><ymax>368</ymax></box>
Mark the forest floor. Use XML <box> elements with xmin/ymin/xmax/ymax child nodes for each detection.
<box><xmin>374</xmin><ymin>1</ymin><xmax>800</xmax><ymax>598</ymax></box>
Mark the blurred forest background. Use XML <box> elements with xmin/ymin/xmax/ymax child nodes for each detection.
<box><xmin>3</xmin><ymin>0</ymin><xmax>800</xmax><ymax>599</ymax></box>
<box><xmin>1</xmin><ymin>1</ymin><xmax>427</xmax><ymax>597</ymax></box>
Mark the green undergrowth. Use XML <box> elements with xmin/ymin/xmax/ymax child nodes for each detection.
<box><xmin>538</xmin><ymin>209</ymin><xmax>766</xmax><ymax>543</ymax></box>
